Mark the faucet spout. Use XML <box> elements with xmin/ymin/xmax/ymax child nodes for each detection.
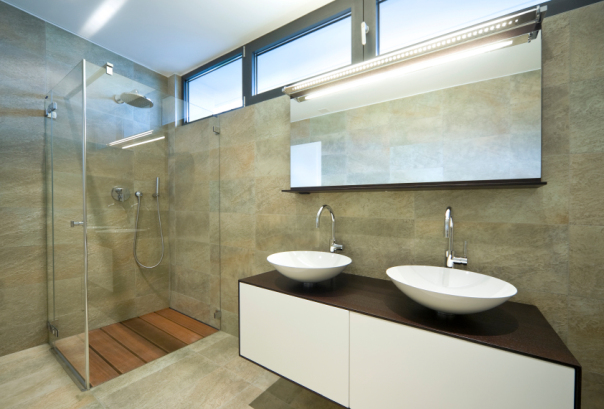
<box><xmin>316</xmin><ymin>205</ymin><xmax>344</xmax><ymax>253</ymax></box>
<box><xmin>444</xmin><ymin>206</ymin><xmax>468</xmax><ymax>268</ymax></box>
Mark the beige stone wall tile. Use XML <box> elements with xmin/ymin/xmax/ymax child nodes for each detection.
<box><xmin>0</xmin><ymin>321</ymin><xmax>47</xmax><ymax>357</ymax></box>
<box><xmin>582</xmin><ymin>371</ymin><xmax>604</xmax><ymax>409</ymax></box>
<box><xmin>255</xmin><ymin>214</ymin><xmax>298</xmax><ymax>252</ymax></box>
<box><xmin>209</xmin><ymin>212</ymin><xmax>220</xmax><ymax>245</ymax></box>
<box><xmin>568</xmin><ymin>296</ymin><xmax>604</xmax><ymax>374</ymax></box>
<box><xmin>542</xmin><ymin>13</ymin><xmax>570</xmax><ymax>87</ymax></box>
<box><xmin>570</xmin><ymin>153</ymin><xmax>604</xmax><ymax>225</ymax></box>
<box><xmin>255</xmin><ymin>136</ymin><xmax>290</xmax><ymax>178</ymax></box>
<box><xmin>254</xmin><ymin>95</ymin><xmax>290</xmax><ymax>140</ymax></box>
<box><xmin>173</xmin><ymin>118</ymin><xmax>213</xmax><ymax>154</ymax></box>
<box><xmin>569</xmin><ymin>77</ymin><xmax>604</xmax><ymax>154</ymax></box>
<box><xmin>542</xmin><ymin>84</ymin><xmax>570</xmax><ymax>156</ymax></box>
<box><xmin>255</xmin><ymin>175</ymin><xmax>296</xmax><ymax>215</ymax></box>
<box><xmin>135</xmin><ymin>293</ymin><xmax>169</xmax><ymax>317</ymax></box>
<box><xmin>220</xmin><ymin>178</ymin><xmax>255</xmax><ymax>214</ymax></box>
<box><xmin>415</xmin><ymin>156</ymin><xmax>569</xmax><ymax>225</ymax></box>
<box><xmin>0</xmin><ymin>245</ymin><xmax>46</xmax><ymax>287</ymax></box>
<box><xmin>220</xmin><ymin>213</ymin><xmax>255</xmax><ymax>249</ymax></box>
<box><xmin>0</xmin><ymin>165</ymin><xmax>44</xmax><ymax>209</ymax></box>
<box><xmin>570</xmin><ymin>225</ymin><xmax>604</xmax><ymax>299</ymax></box>
<box><xmin>220</xmin><ymin>310</ymin><xmax>239</xmax><ymax>337</ymax></box>
<box><xmin>175</xmin><ymin>211</ymin><xmax>210</xmax><ymax>242</ymax></box>
<box><xmin>173</xmin><ymin>181</ymin><xmax>210</xmax><ymax>212</ymax></box>
<box><xmin>0</xmin><ymin>207</ymin><xmax>45</xmax><ymax>247</ymax></box>
<box><xmin>337</xmin><ymin>217</ymin><xmax>414</xmax><ymax>238</ymax></box>
<box><xmin>319</xmin><ymin>191</ymin><xmax>414</xmax><ymax>219</ymax></box>
<box><xmin>569</xmin><ymin>1</ymin><xmax>604</xmax><ymax>83</ymax></box>
<box><xmin>220</xmin><ymin>105</ymin><xmax>256</xmax><ymax>147</ymax></box>
<box><xmin>221</xmin><ymin>246</ymin><xmax>254</xmax><ymax>281</ymax></box>
<box><xmin>339</xmin><ymin>234</ymin><xmax>414</xmax><ymax>279</ymax></box>
<box><xmin>174</xmin><ymin>239</ymin><xmax>210</xmax><ymax>271</ymax></box>
<box><xmin>220</xmin><ymin>142</ymin><xmax>255</xmax><ymax>180</ymax></box>
<box><xmin>457</xmin><ymin>222</ymin><xmax>569</xmax><ymax>294</ymax></box>
<box><xmin>169</xmin><ymin>291</ymin><xmax>216</xmax><ymax>327</ymax></box>
<box><xmin>133</xmin><ymin>152</ymin><xmax>168</xmax><ymax>183</ymax></box>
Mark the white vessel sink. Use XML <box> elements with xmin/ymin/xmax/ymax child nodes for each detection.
<box><xmin>387</xmin><ymin>265</ymin><xmax>517</xmax><ymax>315</ymax></box>
<box><xmin>268</xmin><ymin>251</ymin><xmax>352</xmax><ymax>283</ymax></box>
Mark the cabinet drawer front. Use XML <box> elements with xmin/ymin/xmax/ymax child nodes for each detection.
<box><xmin>240</xmin><ymin>283</ymin><xmax>349</xmax><ymax>407</ymax></box>
<box><xmin>350</xmin><ymin>312</ymin><xmax>575</xmax><ymax>409</ymax></box>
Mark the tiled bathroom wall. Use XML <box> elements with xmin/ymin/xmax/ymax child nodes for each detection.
<box><xmin>292</xmin><ymin>70</ymin><xmax>542</xmax><ymax>185</ymax></box>
<box><xmin>168</xmin><ymin>116</ymin><xmax>221</xmax><ymax>328</ymax></box>
<box><xmin>197</xmin><ymin>3</ymin><xmax>603</xmax><ymax>405</ymax></box>
<box><xmin>2</xmin><ymin>0</ymin><xmax>604</xmax><ymax>405</ymax></box>
<box><xmin>0</xmin><ymin>1</ymin><xmax>170</xmax><ymax>355</ymax></box>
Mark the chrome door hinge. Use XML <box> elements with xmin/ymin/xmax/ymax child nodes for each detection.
<box><xmin>242</xmin><ymin>46</ymin><xmax>246</xmax><ymax>58</ymax></box>
<box><xmin>47</xmin><ymin>321</ymin><xmax>59</xmax><ymax>337</ymax></box>
<box><xmin>214</xmin><ymin>310</ymin><xmax>222</xmax><ymax>319</ymax></box>
<box><xmin>46</xmin><ymin>102</ymin><xmax>57</xmax><ymax>119</ymax></box>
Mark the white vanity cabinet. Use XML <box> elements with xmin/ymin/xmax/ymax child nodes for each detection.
<box><xmin>239</xmin><ymin>283</ymin><xmax>350</xmax><ymax>407</ymax></box>
<box><xmin>349</xmin><ymin>312</ymin><xmax>576</xmax><ymax>409</ymax></box>
<box><xmin>239</xmin><ymin>272</ymin><xmax>580</xmax><ymax>409</ymax></box>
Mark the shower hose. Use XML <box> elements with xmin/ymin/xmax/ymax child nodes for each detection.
<box><xmin>133</xmin><ymin>191</ymin><xmax>164</xmax><ymax>269</ymax></box>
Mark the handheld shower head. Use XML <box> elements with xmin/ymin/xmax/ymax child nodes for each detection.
<box><xmin>153</xmin><ymin>177</ymin><xmax>160</xmax><ymax>197</ymax></box>
<box><xmin>114</xmin><ymin>90</ymin><xmax>153</xmax><ymax>108</ymax></box>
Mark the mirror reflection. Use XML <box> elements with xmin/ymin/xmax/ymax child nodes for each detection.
<box><xmin>290</xmin><ymin>35</ymin><xmax>542</xmax><ymax>188</ymax></box>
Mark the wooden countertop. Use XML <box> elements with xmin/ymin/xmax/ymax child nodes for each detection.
<box><xmin>239</xmin><ymin>271</ymin><xmax>581</xmax><ymax>371</ymax></box>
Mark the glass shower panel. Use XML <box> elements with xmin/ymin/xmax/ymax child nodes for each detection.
<box><xmin>84</xmin><ymin>61</ymin><xmax>172</xmax><ymax>331</ymax></box>
<box><xmin>45</xmin><ymin>61</ymin><xmax>88</xmax><ymax>388</ymax></box>
<box><xmin>47</xmin><ymin>59</ymin><xmax>221</xmax><ymax>389</ymax></box>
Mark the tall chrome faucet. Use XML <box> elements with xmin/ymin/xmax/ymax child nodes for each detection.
<box><xmin>444</xmin><ymin>207</ymin><xmax>468</xmax><ymax>268</ymax></box>
<box><xmin>316</xmin><ymin>205</ymin><xmax>344</xmax><ymax>253</ymax></box>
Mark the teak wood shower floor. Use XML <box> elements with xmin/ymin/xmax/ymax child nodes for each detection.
<box><xmin>54</xmin><ymin>308</ymin><xmax>218</xmax><ymax>387</ymax></box>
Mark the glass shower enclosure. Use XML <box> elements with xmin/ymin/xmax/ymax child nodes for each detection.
<box><xmin>45</xmin><ymin>60</ymin><xmax>220</xmax><ymax>389</ymax></box>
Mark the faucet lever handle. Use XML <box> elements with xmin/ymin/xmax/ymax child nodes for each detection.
<box><xmin>463</xmin><ymin>241</ymin><xmax>468</xmax><ymax>258</ymax></box>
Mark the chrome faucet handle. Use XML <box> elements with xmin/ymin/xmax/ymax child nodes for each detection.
<box><xmin>330</xmin><ymin>242</ymin><xmax>344</xmax><ymax>253</ymax></box>
<box><xmin>463</xmin><ymin>241</ymin><xmax>467</xmax><ymax>258</ymax></box>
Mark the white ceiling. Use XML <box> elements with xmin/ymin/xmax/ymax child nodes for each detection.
<box><xmin>4</xmin><ymin>0</ymin><xmax>334</xmax><ymax>76</ymax></box>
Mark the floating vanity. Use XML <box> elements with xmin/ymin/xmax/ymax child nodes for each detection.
<box><xmin>239</xmin><ymin>271</ymin><xmax>581</xmax><ymax>409</ymax></box>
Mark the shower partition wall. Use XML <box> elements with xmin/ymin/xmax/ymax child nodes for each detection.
<box><xmin>45</xmin><ymin>60</ymin><xmax>220</xmax><ymax>389</ymax></box>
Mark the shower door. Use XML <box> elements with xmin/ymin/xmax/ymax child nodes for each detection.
<box><xmin>45</xmin><ymin>60</ymin><xmax>90</xmax><ymax>388</ymax></box>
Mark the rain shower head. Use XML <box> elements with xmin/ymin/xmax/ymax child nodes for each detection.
<box><xmin>114</xmin><ymin>90</ymin><xmax>153</xmax><ymax>108</ymax></box>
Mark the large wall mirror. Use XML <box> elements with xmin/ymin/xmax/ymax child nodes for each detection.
<box><xmin>288</xmin><ymin>8</ymin><xmax>543</xmax><ymax>190</ymax></box>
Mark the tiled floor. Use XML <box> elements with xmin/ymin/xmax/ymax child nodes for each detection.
<box><xmin>0</xmin><ymin>331</ymin><xmax>341</xmax><ymax>409</ymax></box>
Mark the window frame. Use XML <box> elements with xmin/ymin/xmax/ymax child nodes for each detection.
<box><xmin>181</xmin><ymin>0</ymin><xmax>597</xmax><ymax>122</ymax></box>
<box><xmin>182</xmin><ymin>47</ymin><xmax>243</xmax><ymax>124</ymax></box>
<box><xmin>253</xmin><ymin>10</ymin><xmax>354</xmax><ymax>96</ymax></box>
<box><xmin>244</xmin><ymin>0</ymin><xmax>366</xmax><ymax>106</ymax></box>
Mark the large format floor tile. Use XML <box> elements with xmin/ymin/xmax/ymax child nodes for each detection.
<box><xmin>0</xmin><ymin>331</ymin><xmax>337</xmax><ymax>409</ymax></box>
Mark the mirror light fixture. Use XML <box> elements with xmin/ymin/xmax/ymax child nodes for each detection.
<box><xmin>284</xmin><ymin>5</ymin><xmax>546</xmax><ymax>102</ymax></box>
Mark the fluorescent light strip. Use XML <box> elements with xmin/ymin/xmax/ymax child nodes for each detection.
<box><xmin>303</xmin><ymin>40</ymin><xmax>514</xmax><ymax>101</ymax></box>
<box><xmin>108</xmin><ymin>130</ymin><xmax>153</xmax><ymax>146</ymax></box>
<box><xmin>122</xmin><ymin>136</ymin><xmax>165</xmax><ymax>149</ymax></box>
<box><xmin>286</xmin><ymin>6</ymin><xmax>540</xmax><ymax>95</ymax></box>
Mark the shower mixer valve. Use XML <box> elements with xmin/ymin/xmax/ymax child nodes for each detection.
<box><xmin>111</xmin><ymin>187</ymin><xmax>130</xmax><ymax>202</ymax></box>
